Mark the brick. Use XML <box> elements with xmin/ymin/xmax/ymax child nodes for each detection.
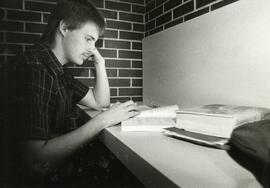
<box><xmin>132</xmin><ymin>97</ymin><xmax>143</xmax><ymax>102</ymax></box>
<box><xmin>119</xmin><ymin>88</ymin><xmax>142</xmax><ymax>96</ymax></box>
<box><xmin>0</xmin><ymin>20</ymin><xmax>23</xmax><ymax>32</ymax></box>
<box><xmin>109</xmin><ymin>79</ymin><xmax>130</xmax><ymax>87</ymax></box>
<box><xmin>39</xmin><ymin>0</ymin><xmax>57</xmax><ymax>2</ymax></box>
<box><xmin>156</xmin><ymin>12</ymin><xmax>172</xmax><ymax>26</ymax></box>
<box><xmin>164</xmin><ymin>0</ymin><xmax>182</xmax><ymax>11</ymax></box>
<box><xmin>99</xmin><ymin>49</ymin><xmax>117</xmax><ymax>58</ymax></box>
<box><xmin>111</xmin><ymin>97</ymin><xmax>131</xmax><ymax>103</ymax></box>
<box><xmin>106</xmin><ymin>20</ymin><xmax>132</xmax><ymax>30</ymax></box>
<box><xmin>66</xmin><ymin>67</ymin><xmax>89</xmax><ymax>77</ymax></box>
<box><xmin>0</xmin><ymin>56</ymin><xmax>5</xmax><ymax>66</ymax></box>
<box><xmin>88</xmin><ymin>67</ymin><xmax>115</xmax><ymax>77</ymax></box>
<box><xmin>119</xmin><ymin>69</ymin><xmax>142</xmax><ymax>77</ymax></box>
<box><xmin>132</xmin><ymin>5</ymin><xmax>145</xmax><ymax>14</ymax></box>
<box><xmin>95</xmin><ymin>39</ymin><xmax>103</xmax><ymax>48</ymax></box>
<box><xmin>110</xmin><ymin>88</ymin><xmax>117</xmax><ymax>96</ymax></box>
<box><xmin>6</xmin><ymin>32</ymin><xmax>40</xmax><ymax>44</ymax></box>
<box><xmin>173</xmin><ymin>1</ymin><xmax>194</xmax><ymax>19</ymax></box>
<box><xmin>119</xmin><ymin>50</ymin><xmax>142</xmax><ymax>59</ymax></box>
<box><xmin>0</xmin><ymin>9</ymin><xmax>5</xmax><ymax>19</ymax></box>
<box><xmin>89</xmin><ymin>68</ymin><xmax>96</xmax><ymax>77</ymax></box>
<box><xmin>211</xmin><ymin>0</ymin><xmax>239</xmax><ymax>11</ymax></box>
<box><xmin>100</xmin><ymin>9</ymin><xmax>117</xmax><ymax>19</ymax></box>
<box><xmin>119</xmin><ymin>0</ymin><xmax>144</xmax><ymax>5</ymax></box>
<box><xmin>145</xmin><ymin>31</ymin><xmax>149</xmax><ymax>37</ymax></box>
<box><xmin>89</xmin><ymin>68</ymin><xmax>96</xmax><ymax>76</ymax></box>
<box><xmin>82</xmin><ymin>60</ymin><xmax>102</xmax><ymax>70</ymax></box>
<box><xmin>146</xmin><ymin>1</ymin><xmax>155</xmax><ymax>13</ymax></box>
<box><xmin>197</xmin><ymin>0</ymin><xmax>218</xmax><ymax>8</ymax></box>
<box><xmin>145</xmin><ymin>14</ymin><xmax>149</xmax><ymax>23</ymax></box>
<box><xmin>0</xmin><ymin>32</ymin><xmax>4</xmax><ymax>42</ymax></box>
<box><xmin>184</xmin><ymin>7</ymin><xmax>209</xmax><ymax>21</ymax></box>
<box><xmin>106</xmin><ymin>69</ymin><xmax>117</xmax><ymax>77</ymax></box>
<box><xmin>133</xmin><ymin>23</ymin><xmax>145</xmax><ymax>32</ymax></box>
<box><xmin>90</xmin><ymin>0</ymin><xmax>104</xmax><ymax>8</ymax></box>
<box><xmin>104</xmin><ymin>29</ymin><xmax>118</xmax><ymax>39</ymax></box>
<box><xmin>77</xmin><ymin>78</ymin><xmax>95</xmax><ymax>87</ymax></box>
<box><xmin>105</xmin><ymin>59</ymin><xmax>131</xmax><ymax>68</ymax></box>
<box><xmin>119</xmin><ymin>12</ymin><xmax>144</xmax><ymax>23</ymax></box>
<box><xmin>149</xmin><ymin>25</ymin><xmax>163</xmax><ymax>35</ymax></box>
<box><xmin>156</xmin><ymin>0</ymin><xmax>167</xmax><ymax>6</ymax></box>
<box><xmin>145</xmin><ymin>0</ymin><xmax>152</xmax><ymax>4</ymax></box>
<box><xmin>165</xmin><ymin>17</ymin><xmax>183</xmax><ymax>29</ymax></box>
<box><xmin>132</xmin><ymin>60</ymin><xmax>142</xmax><ymax>68</ymax></box>
<box><xmin>146</xmin><ymin>20</ymin><xmax>155</xmax><ymax>31</ymax></box>
<box><xmin>120</xmin><ymin>31</ymin><xmax>144</xmax><ymax>41</ymax></box>
<box><xmin>105</xmin><ymin>40</ymin><xmax>131</xmax><ymax>49</ymax></box>
<box><xmin>43</xmin><ymin>13</ymin><xmax>51</xmax><ymax>23</ymax></box>
<box><xmin>0</xmin><ymin>43</ymin><xmax>23</xmax><ymax>54</ymax></box>
<box><xmin>7</xmin><ymin>10</ymin><xmax>41</xmax><ymax>22</ymax></box>
<box><xmin>25</xmin><ymin>1</ymin><xmax>56</xmax><ymax>12</ymax></box>
<box><xmin>105</xmin><ymin>1</ymin><xmax>131</xmax><ymax>12</ymax></box>
<box><xmin>0</xmin><ymin>0</ymin><xmax>22</xmax><ymax>9</ymax></box>
<box><xmin>80</xmin><ymin>59</ymin><xmax>94</xmax><ymax>67</ymax></box>
<box><xmin>132</xmin><ymin>79</ymin><xmax>142</xmax><ymax>87</ymax></box>
<box><xmin>25</xmin><ymin>23</ymin><xmax>47</xmax><ymax>33</ymax></box>
<box><xmin>132</xmin><ymin>42</ymin><xmax>142</xmax><ymax>50</ymax></box>
<box><xmin>149</xmin><ymin>6</ymin><xmax>163</xmax><ymax>20</ymax></box>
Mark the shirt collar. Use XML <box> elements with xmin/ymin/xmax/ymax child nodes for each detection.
<box><xmin>35</xmin><ymin>42</ymin><xmax>65</xmax><ymax>75</ymax></box>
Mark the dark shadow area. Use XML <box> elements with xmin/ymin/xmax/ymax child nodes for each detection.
<box><xmin>227</xmin><ymin>143</ymin><xmax>269</xmax><ymax>188</ymax></box>
<box><xmin>0</xmin><ymin>138</ymin><xmax>145</xmax><ymax>188</ymax></box>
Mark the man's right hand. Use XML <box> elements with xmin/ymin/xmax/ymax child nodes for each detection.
<box><xmin>94</xmin><ymin>100</ymin><xmax>140</xmax><ymax>128</ymax></box>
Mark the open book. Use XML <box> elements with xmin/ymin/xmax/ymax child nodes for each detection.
<box><xmin>121</xmin><ymin>105</ymin><xmax>179</xmax><ymax>132</ymax></box>
<box><xmin>176</xmin><ymin>104</ymin><xmax>270</xmax><ymax>138</ymax></box>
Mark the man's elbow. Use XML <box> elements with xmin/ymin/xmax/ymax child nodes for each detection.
<box><xmin>20</xmin><ymin>141</ymin><xmax>56</xmax><ymax>177</ymax></box>
<box><xmin>96</xmin><ymin>98</ymin><xmax>110</xmax><ymax>108</ymax></box>
<box><xmin>101</xmin><ymin>100</ymin><xmax>111</xmax><ymax>108</ymax></box>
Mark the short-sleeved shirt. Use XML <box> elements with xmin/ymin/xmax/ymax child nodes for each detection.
<box><xmin>6</xmin><ymin>42</ymin><xmax>90</xmax><ymax>140</ymax></box>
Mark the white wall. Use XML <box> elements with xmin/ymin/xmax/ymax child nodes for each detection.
<box><xmin>143</xmin><ymin>0</ymin><xmax>270</xmax><ymax>109</ymax></box>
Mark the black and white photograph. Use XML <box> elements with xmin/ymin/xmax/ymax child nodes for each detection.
<box><xmin>0</xmin><ymin>0</ymin><xmax>269</xmax><ymax>187</ymax></box>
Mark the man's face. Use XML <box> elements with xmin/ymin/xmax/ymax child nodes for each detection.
<box><xmin>63</xmin><ymin>22</ymin><xmax>99</xmax><ymax>65</ymax></box>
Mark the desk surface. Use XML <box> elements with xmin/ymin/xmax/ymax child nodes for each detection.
<box><xmin>83</xmin><ymin>107</ymin><xmax>261</xmax><ymax>188</ymax></box>
<box><xmin>99</xmin><ymin>126</ymin><xmax>261</xmax><ymax>188</ymax></box>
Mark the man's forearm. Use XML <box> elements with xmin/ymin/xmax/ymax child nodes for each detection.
<box><xmin>21</xmin><ymin>116</ymin><xmax>107</xmax><ymax>174</ymax></box>
<box><xmin>93</xmin><ymin>63</ymin><xmax>110</xmax><ymax>107</ymax></box>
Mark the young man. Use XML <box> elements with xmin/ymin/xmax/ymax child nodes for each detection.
<box><xmin>3</xmin><ymin>0</ymin><xmax>139</xmax><ymax>186</ymax></box>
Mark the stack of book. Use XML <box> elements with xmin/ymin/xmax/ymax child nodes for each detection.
<box><xmin>163</xmin><ymin>104</ymin><xmax>270</xmax><ymax>149</ymax></box>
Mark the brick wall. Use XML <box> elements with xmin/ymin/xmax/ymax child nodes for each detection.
<box><xmin>145</xmin><ymin>0</ymin><xmax>239</xmax><ymax>36</ymax></box>
<box><xmin>1</xmin><ymin>0</ymin><xmax>240</xmax><ymax>103</ymax></box>
<box><xmin>0</xmin><ymin>0</ymin><xmax>144</xmax><ymax>103</ymax></box>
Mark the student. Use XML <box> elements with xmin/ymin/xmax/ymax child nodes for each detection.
<box><xmin>3</xmin><ymin>0</ymin><xmax>139</xmax><ymax>186</ymax></box>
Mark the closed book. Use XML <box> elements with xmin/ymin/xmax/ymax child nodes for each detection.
<box><xmin>176</xmin><ymin>104</ymin><xmax>270</xmax><ymax>138</ymax></box>
<box><xmin>163</xmin><ymin>127</ymin><xmax>229</xmax><ymax>150</ymax></box>
<box><xmin>121</xmin><ymin>105</ymin><xmax>179</xmax><ymax>132</ymax></box>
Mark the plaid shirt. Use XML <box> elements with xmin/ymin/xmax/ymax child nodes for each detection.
<box><xmin>6</xmin><ymin>42</ymin><xmax>90</xmax><ymax>140</ymax></box>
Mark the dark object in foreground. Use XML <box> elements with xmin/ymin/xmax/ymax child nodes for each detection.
<box><xmin>229</xmin><ymin>119</ymin><xmax>270</xmax><ymax>188</ymax></box>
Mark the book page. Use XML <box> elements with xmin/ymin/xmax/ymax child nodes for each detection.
<box><xmin>137</xmin><ymin>105</ymin><xmax>179</xmax><ymax>118</ymax></box>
